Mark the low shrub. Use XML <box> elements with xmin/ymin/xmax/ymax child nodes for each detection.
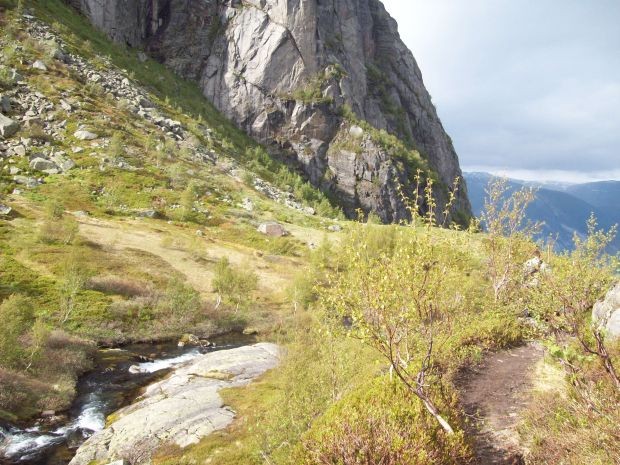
<box><xmin>86</xmin><ymin>275</ymin><xmax>151</xmax><ymax>298</ymax></box>
<box><xmin>212</xmin><ymin>257</ymin><xmax>258</xmax><ymax>310</ymax></box>
<box><xmin>297</xmin><ymin>378</ymin><xmax>472</xmax><ymax>465</ymax></box>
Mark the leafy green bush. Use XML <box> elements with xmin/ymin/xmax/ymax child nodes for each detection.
<box><xmin>297</xmin><ymin>377</ymin><xmax>472</xmax><ymax>465</ymax></box>
<box><xmin>38</xmin><ymin>202</ymin><xmax>79</xmax><ymax>245</ymax></box>
<box><xmin>212</xmin><ymin>258</ymin><xmax>258</xmax><ymax>310</ymax></box>
<box><xmin>158</xmin><ymin>278</ymin><xmax>201</xmax><ymax>319</ymax></box>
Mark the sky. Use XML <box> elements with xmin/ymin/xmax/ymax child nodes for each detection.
<box><xmin>381</xmin><ymin>0</ymin><xmax>620</xmax><ymax>183</ymax></box>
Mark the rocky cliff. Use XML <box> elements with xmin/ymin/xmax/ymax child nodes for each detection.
<box><xmin>66</xmin><ymin>0</ymin><xmax>471</xmax><ymax>222</ymax></box>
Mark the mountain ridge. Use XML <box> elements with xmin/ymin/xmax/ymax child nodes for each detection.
<box><xmin>465</xmin><ymin>172</ymin><xmax>620</xmax><ymax>251</ymax></box>
<box><xmin>64</xmin><ymin>0</ymin><xmax>472</xmax><ymax>223</ymax></box>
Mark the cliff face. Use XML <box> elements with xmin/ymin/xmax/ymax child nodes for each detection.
<box><xmin>68</xmin><ymin>0</ymin><xmax>471</xmax><ymax>222</ymax></box>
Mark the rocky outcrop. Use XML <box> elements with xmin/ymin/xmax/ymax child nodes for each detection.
<box><xmin>69</xmin><ymin>343</ymin><xmax>280</xmax><ymax>465</ymax></box>
<box><xmin>593</xmin><ymin>282</ymin><xmax>620</xmax><ymax>339</ymax></box>
<box><xmin>66</xmin><ymin>0</ymin><xmax>471</xmax><ymax>223</ymax></box>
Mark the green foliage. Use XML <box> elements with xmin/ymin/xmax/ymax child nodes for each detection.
<box><xmin>0</xmin><ymin>295</ymin><xmax>35</xmax><ymax>368</ymax></box>
<box><xmin>57</xmin><ymin>250</ymin><xmax>89</xmax><ymax>324</ymax></box>
<box><xmin>158</xmin><ymin>278</ymin><xmax>201</xmax><ymax>319</ymax></box>
<box><xmin>518</xmin><ymin>216</ymin><xmax>620</xmax><ymax>464</ymax></box>
<box><xmin>212</xmin><ymin>257</ymin><xmax>258</xmax><ymax>310</ymax></box>
<box><xmin>481</xmin><ymin>177</ymin><xmax>540</xmax><ymax>302</ymax></box>
<box><xmin>180</xmin><ymin>180</ymin><xmax>202</xmax><ymax>222</ymax></box>
<box><xmin>38</xmin><ymin>201</ymin><xmax>79</xmax><ymax>245</ymax></box>
<box><xmin>338</xmin><ymin>105</ymin><xmax>431</xmax><ymax>179</ymax></box>
<box><xmin>297</xmin><ymin>377</ymin><xmax>472</xmax><ymax>465</ymax></box>
<box><xmin>286</xmin><ymin>65</ymin><xmax>345</xmax><ymax>104</ymax></box>
<box><xmin>108</xmin><ymin>130</ymin><xmax>125</xmax><ymax>158</ymax></box>
<box><xmin>319</xmin><ymin>222</ymin><xmax>470</xmax><ymax>432</ymax></box>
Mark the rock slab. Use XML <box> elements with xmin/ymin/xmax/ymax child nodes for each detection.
<box><xmin>69</xmin><ymin>343</ymin><xmax>280</xmax><ymax>465</ymax></box>
<box><xmin>592</xmin><ymin>282</ymin><xmax>620</xmax><ymax>339</ymax></box>
<box><xmin>0</xmin><ymin>114</ymin><xmax>19</xmax><ymax>138</ymax></box>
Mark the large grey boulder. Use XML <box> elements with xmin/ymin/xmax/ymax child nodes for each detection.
<box><xmin>592</xmin><ymin>282</ymin><xmax>620</xmax><ymax>339</ymax></box>
<box><xmin>0</xmin><ymin>114</ymin><xmax>19</xmax><ymax>138</ymax></box>
<box><xmin>69</xmin><ymin>343</ymin><xmax>280</xmax><ymax>465</ymax></box>
<box><xmin>29</xmin><ymin>157</ymin><xmax>57</xmax><ymax>171</ymax></box>
<box><xmin>66</xmin><ymin>0</ymin><xmax>472</xmax><ymax>223</ymax></box>
<box><xmin>257</xmin><ymin>222</ymin><xmax>288</xmax><ymax>237</ymax></box>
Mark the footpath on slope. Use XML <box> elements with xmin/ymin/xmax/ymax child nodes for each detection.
<box><xmin>458</xmin><ymin>343</ymin><xmax>544</xmax><ymax>465</ymax></box>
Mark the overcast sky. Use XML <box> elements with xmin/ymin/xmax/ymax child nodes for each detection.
<box><xmin>382</xmin><ymin>0</ymin><xmax>620</xmax><ymax>183</ymax></box>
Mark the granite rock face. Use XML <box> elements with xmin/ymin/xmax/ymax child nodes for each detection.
<box><xmin>592</xmin><ymin>282</ymin><xmax>620</xmax><ymax>340</ymax></box>
<box><xmin>67</xmin><ymin>0</ymin><xmax>471</xmax><ymax>222</ymax></box>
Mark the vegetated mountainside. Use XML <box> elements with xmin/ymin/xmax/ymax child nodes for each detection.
<box><xmin>465</xmin><ymin>172</ymin><xmax>620</xmax><ymax>252</ymax></box>
<box><xmin>65</xmin><ymin>0</ymin><xmax>472</xmax><ymax>224</ymax></box>
<box><xmin>0</xmin><ymin>0</ymin><xmax>347</xmax><ymax>430</ymax></box>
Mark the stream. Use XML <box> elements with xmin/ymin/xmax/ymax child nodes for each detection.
<box><xmin>0</xmin><ymin>334</ymin><xmax>255</xmax><ymax>465</ymax></box>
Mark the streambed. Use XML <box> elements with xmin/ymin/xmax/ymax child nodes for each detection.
<box><xmin>0</xmin><ymin>334</ymin><xmax>255</xmax><ymax>465</ymax></box>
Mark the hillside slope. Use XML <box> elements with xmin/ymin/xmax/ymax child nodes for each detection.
<box><xmin>65</xmin><ymin>0</ymin><xmax>472</xmax><ymax>223</ymax></box>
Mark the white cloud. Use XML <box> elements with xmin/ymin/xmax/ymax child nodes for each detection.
<box><xmin>464</xmin><ymin>166</ymin><xmax>620</xmax><ymax>184</ymax></box>
<box><xmin>381</xmin><ymin>0</ymin><xmax>620</xmax><ymax>181</ymax></box>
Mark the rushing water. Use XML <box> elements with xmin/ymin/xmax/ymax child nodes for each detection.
<box><xmin>0</xmin><ymin>335</ymin><xmax>255</xmax><ymax>465</ymax></box>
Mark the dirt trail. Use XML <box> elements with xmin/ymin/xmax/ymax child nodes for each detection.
<box><xmin>459</xmin><ymin>343</ymin><xmax>544</xmax><ymax>465</ymax></box>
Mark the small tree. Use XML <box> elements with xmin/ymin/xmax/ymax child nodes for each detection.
<box><xmin>0</xmin><ymin>295</ymin><xmax>34</xmax><ymax>369</ymax></box>
<box><xmin>212</xmin><ymin>258</ymin><xmax>258</xmax><ymax>312</ymax></box>
<box><xmin>108</xmin><ymin>131</ymin><xmax>125</xmax><ymax>159</ymax></box>
<box><xmin>39</xmin><ymin>200</ymin><xmax>79</xmax><ymax>245</ymax></box>
<box><xmin>321</xmin><ymin>225</ymin><xmax>457</xmax><ymax>434</ymax></box>
<box><xmin>25</xmin><ymin>319</ymin><xmax>50</xmax><ymax>371</ymax></box>
<box><xmin>481</xmin><ymin>178</ymin><xmax>540</xmax><ymax>302</ymax></box>
<box><xmin>181</xmin><ymin>180</ymin><xmax>201</xmax><ymax>222</ymax></box>
<box><xmin>58</xmin><ymin>252</ymin><xmax>88</xmax><ymax>324</ymax></box>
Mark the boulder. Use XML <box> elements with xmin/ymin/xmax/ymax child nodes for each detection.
<box><xmin>30</xmin><ymin>157</ymin><xmax>57</xmax><ymax>171</ymax></box>
<box><xmin>592</xmin><ymin>282</ymin><xmax>620</xmax><ymax>339</ymax></box>
<box><xmin>257</xmin><ymin>222</ymin><xmax>288</xmax><ymax>237</ymax></box>
<box><xmin>74</xmin><ymin>130</ymin><xmax>98</xmax><ymax>141</ymax></box>
<box><xmin>59</xmin><ymin>99</ymin><xmax>72</xmax><ymax>112</ymax></box>
<box><xmin>32</xmin><ymin>60</ymin><xmax>48</xmax><ymax>71</ymax></box>
<box><xmin>0</xmin><ymin>94</ymin><xmax>11</xmax><ymax>114</ymax></box>
<box><xmin>128</xmin><ymin>365</ymin><xmax>145</xmax><ymax>374</ymax></box>
<box><xmin>50</xmin><ymin>153</ymin><xmax>76</xmax><ymax>171</ymax></box>
<box><xmin>0</xmin><ymin>205</ymin><xmax>12</xmax><ymax>216</ymax></box>
<box><xmin>11</xmin><ymin>145</ymin><xmax>26</xmax><ymax>157</ymax></box>
<box><xmin>13</xmin><ymin>175</ymin><xmax>40</xmax><ymax>188</ymax></box>
<box><xmin>134</xmin><ymin>209</ymin><xmax>159</xmax><ymax>219</ymax></box>
<box><xmin>0</xmin><ymin>114</ymin><xmax>19</xmax><ymax>138</ymax></box>
<box><xmin>349</xmin><ymin>125</ymin><xmax>364</xmax><ymax>139</ymax></box>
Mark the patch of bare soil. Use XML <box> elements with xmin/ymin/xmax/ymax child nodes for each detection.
<box><xmin>458</xmin><ymin>343</ymin><xmax>544</xmax><ymax>465</ymax></box>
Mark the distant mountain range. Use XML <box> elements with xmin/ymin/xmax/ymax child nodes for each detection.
<box><xmin>465</xmin><ymin>172</ymin><xmax>620</xmax><ymax>252</ymax></box>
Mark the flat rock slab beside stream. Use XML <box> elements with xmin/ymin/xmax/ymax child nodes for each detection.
<box><xmin>69</xmin><ymin>343</ymin><xmax>280</xmax><ymax>465</ymax></box>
